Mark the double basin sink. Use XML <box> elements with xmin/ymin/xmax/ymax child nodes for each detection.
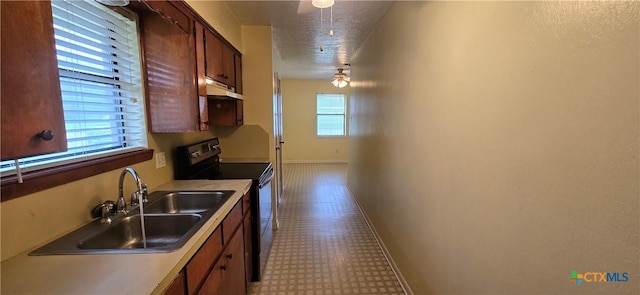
<box><xmin>30</xmin><ymin>190</ymin><xmax>235</xmax><ymax>255</ymax></box>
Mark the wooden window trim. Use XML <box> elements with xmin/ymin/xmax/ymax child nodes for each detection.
<box><xmin>1</xmin><ymin>149</ymin><xmax>154</xmax><ymax>202</ymax></box>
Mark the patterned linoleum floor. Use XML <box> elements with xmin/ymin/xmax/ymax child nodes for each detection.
<box><xmin>249</xmin><ymin>163</ymin><xmax>406</xmax><ymax>295</ymax></box>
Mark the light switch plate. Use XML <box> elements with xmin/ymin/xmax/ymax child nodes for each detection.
<box><xmin>155</xmin><ymin>152</ymin><xmax>166</xmax><ymax>168</ymax></box>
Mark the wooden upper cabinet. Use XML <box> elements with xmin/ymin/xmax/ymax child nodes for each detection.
<box><xmin>140</xmin><ymin>0</ymin><xmax>192</xmax><ymax>34</ymax></box>
<box><xmin>140</xmin><ymin>2</ymin><xmax>203</xmax><ymax>132</ymax></box>
<box><xmin>209</xmin><ymin>99</ymin><xmax>243</xmax><ymax>127</ymax></box>
<box><xmin>1</xmin><ymin>1</ymin><xmax>67</xmax><ymax>160</ymax></box>
<box><xmin>220</xmin><ymin>44</ymin><xmax>235</xmax><ymax>89</ymax></box>
<box><xmin>204</xmin><ymin>30</ymin><xmax>236</xmax><ymax>89</ymax></box>
<box><xmin>135</xmin><ymin>0</ymin><xmax>244</xmax><ymax>133</ymax></box>
<box><xmin>234</xmin><ymin>54</ymin><xmax>243</xmax><ymax>95</ymax></box>
<box><xmin>204</xmin><ymin>29</ymin><xmax>222</xmax><ymax>84</ymax></box>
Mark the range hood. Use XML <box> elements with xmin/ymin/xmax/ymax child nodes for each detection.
<box><xmin>206</xmin><ymin>78</ymin><xmax>244</xmax><ymax>100</ymax></box>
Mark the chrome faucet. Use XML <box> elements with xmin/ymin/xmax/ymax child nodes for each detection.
<box><xmin>117</xmin><ymin>167</ymin><xmax>147</xmax><ymax>214</ymax></box>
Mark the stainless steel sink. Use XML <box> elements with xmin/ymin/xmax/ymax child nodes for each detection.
<box><xmin>78</xmin><ymin>214</ymin><xmax>201</xmax><ymax>250</ymax></box>
<box><xmin>29</xmin><ymin>190</ymin><xmax>236</xmax><ymax>255</ymax></box>
<box><xmin>143</xmin><ymin>191</ymin><xmax>234</xmax><ymax>214</ymax></box>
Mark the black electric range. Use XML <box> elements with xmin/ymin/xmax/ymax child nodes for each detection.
<box><xmin>173</xmin><ymin>138</ymin><xmax>273</xmax><ymax>282</ymax></box>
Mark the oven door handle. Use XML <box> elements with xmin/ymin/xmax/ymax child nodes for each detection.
<box><xmin>258</xmin><ymin>168</ymin><xmax>274</xmax><ymax>189</ymax></box>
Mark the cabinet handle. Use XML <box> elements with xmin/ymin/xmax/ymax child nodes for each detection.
<box><xmin>38</xmin><ymin>130</ymin><xmax>54</xmax><ymax>141</ymax></box>
<box><xmin>226</xmin><ymin>253</ymin><xmax>233</xmax><ymax>260</ymax></box>
<box><xmin>220</xmin><ymin>265</ymin><xmax>227</xmax><ymax>271</ymax></box>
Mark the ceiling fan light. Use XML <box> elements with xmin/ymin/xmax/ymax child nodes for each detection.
<box><xmin>331</xmin><ymin>79</ymin><xmax>340</xmax><ymax>87</ymax></box>
<box><xmin>338</xmin><ymin>80</ymin><xmax>348</xmax><ymax>88</ymax></box>
<box><xmin>312</xmin><ymin>0</ymin><xmax>335</xmax><ymax>9</ymax></box>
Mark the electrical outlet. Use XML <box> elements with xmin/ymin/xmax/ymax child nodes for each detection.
<box><xmin>155</xmin><ymin>152</ymin><xmax>166</xmax><ymax>168</ymax></box>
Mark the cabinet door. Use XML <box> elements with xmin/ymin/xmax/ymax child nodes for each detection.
<box><xmin>142</xmin><ymin>5</ymin><xmax>198</xmax><ymax>132</ymax></box>
<box><xmin>204</xmin><ymin>30</ymin><xmax>223</xmax><ymax>84</ymax></box>
<box><xmin>220</xmin><ymin>44</ymin><xmax>236</xmax><ymax>88</ymax></box>
<box><xmin>204</xmin><ymin>31</ymin><xmax>235</xmax><ymax>89</ymax></box>
<box><xmin>140</xmin><ymin>0</ymin><xmax>191</xmax><ymax>34</ymax></box>
<box><xmin>198</xmin><ymin>253</ymin><xmax>226</xmax><ymax>295</ymax></box>
<box><xmin>198</xmin><ymin>229</ymin><xmax>245</xmax><ymax>295</ymax></box>
<box><xmin>235</xmin><ymin>100</ymin><xmax>244</xmax><ymax>125</ymax></box>
<box><xmin>209</xmin><ymin>99</ymin><xmax>243</xmax><ymax>127</ymax></box>
<box><xmin>1</xmin><ymin>1</ymin><xmax>67</xmax><ymax>160</ymax></box>
<box><xmin>194</xmin><ymin>22</ymin><xmax>209</xmax><ymax>131</ymax></box>
<box><xmin>163</xmin><ymin>271</ymin><xmax>186</xmax><ymax>295</ymax></box>
<box><xmin>186</xmin><ymin>227</ymin><xmax>223</xmax><ymax>295</ymax></box>
<box><xmin>243</xmin><ymin>212</ymin><xmax>253</xmax><ymax>289</ymax></box>
<box><xmin>225</xmin><ymin>228</ymin><xmax>247</xmax><ymax>295</ymax></box>
<box><xmin>234</xmin><ymin>54</ymin><xmax>243</xmax><ymax>94</ymax></box>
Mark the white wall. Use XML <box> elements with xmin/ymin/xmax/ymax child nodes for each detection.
<box><xmin>349</xmin><ymin>1</ymin><xmax>639</xmax><ymax>293</ymax></box>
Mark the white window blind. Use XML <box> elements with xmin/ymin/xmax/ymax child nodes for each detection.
<box><xmin>0</xmin><ymin>0</ymin><xmax>146</xmax><ymax>174</ymax></box>
<box><xmin>316</xmin><ymin>93</ymin><xmax>346</xmax><ymax>136</ymax></box>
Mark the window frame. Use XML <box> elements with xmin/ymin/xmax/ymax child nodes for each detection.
<box><xmin>1</xmin><ymin>1</ymin><xmax>152</xmax><ymax>202</ymax></box>
<box><xmin>316</xmin><ymin>93</ymin><xmax>347</xmax><ymax>137</ymax></box>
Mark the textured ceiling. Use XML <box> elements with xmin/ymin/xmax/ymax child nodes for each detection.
<box><xmin>224</xmin><ymin>0</ymin><xmax>395</xmax><ymax>80</ymax></box>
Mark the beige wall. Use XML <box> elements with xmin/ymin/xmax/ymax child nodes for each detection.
<box><xmin>349</xmin><ymin>1</ymin><xmax>639</xmax><ymax>294</ymax></box>
<box><xmin>281</xmin><ymin>80</ymin><xmax>350</xmax><ymax>162</ymax></box>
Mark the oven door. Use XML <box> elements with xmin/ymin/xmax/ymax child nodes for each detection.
<box><xmin>257</xmin><ymin>169</ymin><xmax>274</xmax><ymax>279</ymax></box>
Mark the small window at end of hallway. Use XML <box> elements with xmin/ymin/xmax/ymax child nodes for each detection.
<box><xmin>316</xmin><ymin>93</ymin><xmax>346</xmax><ymax>137</ymax></box>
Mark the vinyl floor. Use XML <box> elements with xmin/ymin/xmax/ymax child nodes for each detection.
<box><xmin>249</xmin><ymin>163</ymin><xmax>405</xmax><ymax>295</ymax></box>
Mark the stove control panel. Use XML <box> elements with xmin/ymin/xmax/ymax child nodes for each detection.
<box><xmin>180</xmin><ymin>138</ymin><xmax>221</xmax><ymax>166</ymax></box>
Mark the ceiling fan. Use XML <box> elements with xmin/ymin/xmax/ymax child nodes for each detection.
<box><xmin>331</xmin><ymin>68</ymin><xmax>350</xmax><ymax>88</ymax></box>
<box><xmin>297</xmin><ymin>0</ymin><xmax>334</xmax><ymax>14</ymax></box>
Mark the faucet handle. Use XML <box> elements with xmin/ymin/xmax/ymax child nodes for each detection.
<box><xmin>100</xmin><ymin>202</ymin><xmax>114</xmax><ymax>224</ymax></box>
<box><xmin>141</xmin><ymin>183</ymin><xmax>148</xmax><ymax>203</ymax></box>
<box><xmin>116</xmin><ymin>195</ymin><xmax>128</xmax><ymax>214</ymax></box>
<box><xmin>130</xmin><ymin>191</ymin><xmax>140</xmax><ymax>207</ymax></box>
<box><xmin>91</xmin><ymin>200</ymin><xmax>115</xmax><ymax>218</ymax></box>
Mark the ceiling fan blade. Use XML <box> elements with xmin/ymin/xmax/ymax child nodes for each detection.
<box><xmin>297</xmin><ymin>0</ymin><xmax>315</xmax><ymax>14</ymax></box>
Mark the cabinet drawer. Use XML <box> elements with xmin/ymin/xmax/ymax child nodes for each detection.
<box><xmin>223</xmin><ymin>200</ymin><xmax>243</xmax><ymax>245</ymax></box>
<box><xmin>185</xmin><ymin>226</ymin><xmax>222</xmax><ymax>295</ymax></box>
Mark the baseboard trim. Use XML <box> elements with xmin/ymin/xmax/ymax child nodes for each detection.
<box><xmin>283</xmin><ymin>160</ymin><xmax>348</xmax><ymax>164</ymax></box>
<box><xmin>347</xmin><ymin>186</ymin><xmax>414</xmax><ymax>295</ymax></box>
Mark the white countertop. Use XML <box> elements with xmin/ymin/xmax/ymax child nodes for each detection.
<box><xmin>1</xmin><ymin>179</ymin><xmax>252</xmax><ymax>295</ymax></box>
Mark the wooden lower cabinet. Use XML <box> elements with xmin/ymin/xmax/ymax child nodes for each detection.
<box><xmin>199</xmin><ymin>227</ymin><xmax>245</xmax><ymax>295</ymax></box>
<box><xmin>186</xmin><ymin>227</ymin><xmax>223</xmax><ymax>295</ymax></box>
<box><xmin>243</xmin><ymin>208</ymin><xmax>253</xmax><ymax>290</ymax></box>
<box><xmin>164</xmin><ymin>271</ymin><xmax>186</xmax><ymax>295</ymax></box>
<box><xmin>166</xmin><ymin>198</ymin><xmax>248</xmax><ymax>295</ymax></box>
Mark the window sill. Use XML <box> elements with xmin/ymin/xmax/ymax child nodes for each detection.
<box><xmin>1</xmin><ymin>149</ymin><xmax>154</xmax><ymax>202</ymax></box>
